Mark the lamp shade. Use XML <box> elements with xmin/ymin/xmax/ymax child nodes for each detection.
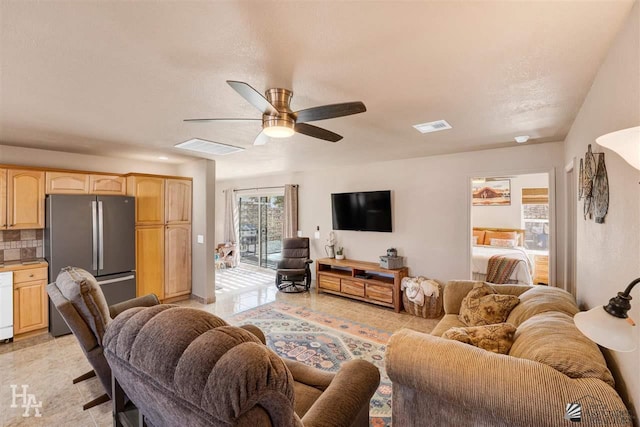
<box><xmin>574</xmin><ymin>306</ymin><xmax>637</xmax><ymax>352</ymax></box>
<box><xmin>595</xmin><ymin>126</ymin><xmax>640</xmax><ymax>170</ymax></box>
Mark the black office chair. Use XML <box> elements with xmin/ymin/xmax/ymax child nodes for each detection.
<box><xmin>276</xmin><ymin>238</ymin><xmax>313</xmax><ymax>293</ymax></box>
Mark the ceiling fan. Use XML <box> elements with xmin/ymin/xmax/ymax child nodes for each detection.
<box><xmin>184</xmin><ymin>80</ymin><xmax>367</xmax><ymax>146</ymax></box>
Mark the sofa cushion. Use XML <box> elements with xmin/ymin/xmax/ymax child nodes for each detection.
<box><xmin>506</xmin><ymin>285</ymin><xmax>579</xmax><ymax>326</ymax></box>
<box><xmin>509</xmin><ymin>312</ymin><xmax>614</xmax><ymax>387</ymax></box>
<box><xmin>55</xmin><ymin>266</ymin><xmax>111</xmax><ymax>344</ymax></box>
<box><xmin>458</xmin><ymin>282</ymin><xmax>520</xmax><ymax>326</ymax></box>
<box><xmin>442</xmin><ymin>323</ymin><xmax>516</xmax><ymax>354</ymax></box>
<box><xmin>431</xmin><ymin>314</ymin><xmax>465</xmax><ymax>337</ymax></box>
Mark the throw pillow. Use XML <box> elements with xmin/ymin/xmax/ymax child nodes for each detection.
<box><xmin>472</xmin><ymin>236</ymin><xmax>479</xmax><ymax>245</ymax></box>
<box><xmin>489</xmin><ymin>238</ymin><xmax>517</xmax><ymax>248</ymax></box>
<box><xmin>442</xmin><ymin>323</ymin><xmax>517</xmax><ymax>354</ymax></box>
<box><xmin>483</xmin><ymin>230</ymin><xmax>518</xmax><ymax>245</ymax></box>
<box><xmin>458</xmin><ymin>282</ymin><xmax>520</xmax><ymax>326</ymax></box>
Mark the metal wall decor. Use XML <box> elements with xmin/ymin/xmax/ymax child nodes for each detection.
<box><xmin>578</xmin><ymin>144</ymin><xmax>609</xmax><ymax>223</ymax></box>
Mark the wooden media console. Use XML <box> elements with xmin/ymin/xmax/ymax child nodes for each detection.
<box><xmin>316</xmin><ymin>257</ymin><xmax>408</xmax><ymax>312</ymax></box>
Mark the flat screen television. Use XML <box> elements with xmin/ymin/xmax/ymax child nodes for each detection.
<box><xmin>331</xmin><ymin>190</ymin><xmax>392</xmax><ymax>232</ymax></box>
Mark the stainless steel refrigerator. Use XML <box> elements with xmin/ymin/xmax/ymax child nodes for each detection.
<box><xmin>45</xmin><ymin>195</ymin><xmax>136</xmax><ymax>336</ymax></box>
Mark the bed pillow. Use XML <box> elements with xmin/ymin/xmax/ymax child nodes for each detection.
<box><xmin>490</xmin><ymin>238</ymin><xmax>517</xmax><ymax>248</ymax></box>
<box><xmin>442</xmin><ymin>323</ymin><xmax>516</xmax><ymax>354</ymax></box>
<box><xmin>472</xmin><ymin>236</ymin><xmax>479</xmax><ymax>245</ymax></box>
<box><xmin>472</xmin><ymin>230</ymin><xmax>486</xmax><ymax>245</ymax></box>
<box><xmin>483</xmin><ymin>230</ymin><xmax>518</xmax><ymax>245</ymax></box>
<box><xmin>459</xmin><ymin>282</ymin><xmax>520</xmax><ymax>326</ymax></box>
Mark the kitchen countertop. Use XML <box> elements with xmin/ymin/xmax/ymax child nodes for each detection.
<box><xmin>0</xmin><ymin>259</ymin><xmax>48</xmax><ymax>273</ymax></box>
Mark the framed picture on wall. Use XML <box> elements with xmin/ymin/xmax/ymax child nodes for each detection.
<box><xmin>472</xmin><ymin>178</ymin><xmax>511</xmax><ymax>206</ymax></box>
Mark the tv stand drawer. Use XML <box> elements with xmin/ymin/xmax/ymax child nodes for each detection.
<box><xmin>366</xmin><ymin>283</ymin><xmax>393</xmax><ymax>304</ymax></box>
<box><xmin>318</xmin><ymin>275</ymin><xmax>340</xmax><ymax>292</ymax></box>
<box><xmin>341</xmin><ymin>279</ymin><xmax>365</xmax><ymax>297</ymax></box>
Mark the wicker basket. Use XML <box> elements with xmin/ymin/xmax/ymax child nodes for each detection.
<box><xmin>402</xmin><ymin>280</ymin><xmax>443</xmax><ymax>319</ymax></box>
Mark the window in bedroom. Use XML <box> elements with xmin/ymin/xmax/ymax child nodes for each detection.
<box><xmin>521</xmin><ymin>188</ymin><xmax>549</xmax><ymax>251</ymax></box>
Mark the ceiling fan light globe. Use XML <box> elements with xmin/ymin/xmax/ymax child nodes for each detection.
<box><xmin>264</xmin><ymin>125</ymin><xmax>295</xmax><ymax>138</ymax></box>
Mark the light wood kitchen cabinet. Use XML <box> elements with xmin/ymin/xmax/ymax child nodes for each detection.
<box><xmin>0</xmin><ymin>169</ymin><xmax>6</xmax><ymax>229</ymax></box>
<box><xmin>136</xmin><ymin>226</ymin><xmax>165</xmax><ymax>300</ymax></box>
<box><xmin>13</xmin><ymin>266</ymin><xmax>48</xmax><ymax>335</ymax></box>
<box><xmin>165</xmin><ymin>179</ymin><xmax>192</xmax><ymax>224</ymax></box>
<box><xmin>6</xmin><ymin>169</ymin><xmax>45</xmax><ymax>229</ymax></box>
<box><xmin>128</xmin><ymin>176</ymin><xmax>165</xmax><ymax>225</ymax></box>
<box><xmin>89</xmin><ymin>174</ymin><xmax>126</xmax><ymax>195</ymax></box>
<box><xmin>128</xmin><ymin>175</ymin><xmax>192</xmax><ymax>301</ymax></box>
<box><xmin>46</xmin><ymin>171</ymin><xmax>90</xmax><ymax>194</ymax></box>
<box><xmin>164</xmin><ymin>224</ymin><xmax>192</xmax><ymax>299</ymax></box>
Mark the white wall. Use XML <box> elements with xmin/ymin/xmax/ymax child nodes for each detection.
<box><xmin>178</xmin><ymin>159</ymin><xmax>216</xmax><ymax>303</ymax></box>
<box><xmin>0</xmin><ymin>144</ymin><xmax>180</xmax><ymax>175</ymax></box>
<box><xmin>563</xmin><ymin>2</ymin><xmax>639</xmax><ymax>417</ymax></box>
<box><xmin>217</xmin><ymin>142</ymin><xmax>564</xmax><ymax>283</ymax></box>
<box><xmin>472</xmin><ymin>173</ymin><xmax>548</xmax><ymax>229</ymax></box>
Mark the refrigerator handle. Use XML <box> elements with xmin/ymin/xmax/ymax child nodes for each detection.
<box><xmin>98</xmin><ymin>200</ymin><xmax>104</xmax><ymax>270</ymax></box>
<box><xmin>92</xmin><ymin>201</ymin><xmax>98</xmax><ymax>271</ymax></box>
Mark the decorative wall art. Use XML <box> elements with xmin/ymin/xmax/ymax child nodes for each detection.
<box><xmin>472</xmin><ymin>179</ymin><xmax>511</xmax><ymax>206</ymax></box>
<box><xmin>578</xmin><ymin>144</ymin><xmax>609</xmax><ymax>223</ymax></box>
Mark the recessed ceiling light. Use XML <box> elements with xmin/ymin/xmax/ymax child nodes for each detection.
<box><xmin>174</xmin><ymin>138</ymin><xmax>244</xmax><ymax>156</ymax></box>
<box><xmin>515</xmin><ymin>135</ymin><xmax>530</xmax><ymax>143</ymax></box>
<box><xmin>413</xmin><ymin>120</ymin><xmax>452</xmax><ymax>134</ymax></box>
<box><xmin>158</xmin><ymin>156</ymin><xmax>169</xmax><ymax>160</ymax></box>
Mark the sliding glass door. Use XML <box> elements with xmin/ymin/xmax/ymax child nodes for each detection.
<box><xmin>238</xmin><ymin>195</ymin><xmax>284</xmax><ymax>269</ymax></box>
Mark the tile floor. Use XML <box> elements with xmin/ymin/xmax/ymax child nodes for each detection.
<box><xmin>0</xmin><ymin>265</ymin><xmax>440</xmax><ymax>426</ymax></box>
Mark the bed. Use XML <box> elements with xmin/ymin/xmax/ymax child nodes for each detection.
<box><xmin>471</xmin><ymin>227</ymin><xmax>533</xmax><ymax>285</ymax></box>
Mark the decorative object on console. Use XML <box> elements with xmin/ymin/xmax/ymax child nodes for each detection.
<box><xmin>574</xmin><ymin>277</ymin><xmax>638</xmax><ymax>352</ymax></box>
<box><xmin>472</xmin><ymin>178</ymin><xmax>511</xmax><ymax>206</ymax></box>
<box><xmin>387</xmin><ymin>248</ymin><xmax>398</xmax><ymax>257</ymax></box>
<box><xmin>578</xmin><ymin>144</ymin><xmax>609</xmax><ymax>223</ymax></box>
<box><xmin>379</xmin><ymin>255</ymin><xmax>403</xmax><ymax>269</ymax></box>
<box><xmin>325</xmin><ymin>230</ymin><xmax>336</xmax><ymax>258</ymax></box>
<box><xmin>335</xmin><ymin>247</ymin><xmax>345</xmax><ymax>260</ymax></box>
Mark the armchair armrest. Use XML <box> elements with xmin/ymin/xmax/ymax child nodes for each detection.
<box><xmin>305</xmin><ymin>259</ymin><xmax>313</xmax><ymax>265</ymax></box>
<box><xmin>385</xmin><ymin>329</ymin><xmax>630</xmax><ymax>426</ymax></box>
<box><xmin>301</xmin><ymin>359</ymin><xmax>380</xmax><ymax>427</ymax></box>
<box><xmin>109</xmin><ymin>294</ymin><xmax>160</xmax><ymax>319</ymax></box>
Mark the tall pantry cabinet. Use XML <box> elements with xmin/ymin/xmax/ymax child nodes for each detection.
<box><xmin>127</xmin><ymin>175</ymin><xmax>192</xmax><ymax>302</ymax></box>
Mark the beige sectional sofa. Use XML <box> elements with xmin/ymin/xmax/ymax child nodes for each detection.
<box><xmin>385</xmin><ymin>280</ymin><xmax>632</xmax><ymax>427</ymax></box>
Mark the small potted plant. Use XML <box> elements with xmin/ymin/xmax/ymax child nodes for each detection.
<box><xmin>335</xmin><ymin>247</ymin><xmax>345</xmax><ymax>260</ymax></box>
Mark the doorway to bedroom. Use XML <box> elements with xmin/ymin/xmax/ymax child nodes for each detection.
<box><xmin>470</xmin><ymin>172</ymin><xmax>551</xmax><ymax>286</ymax></box>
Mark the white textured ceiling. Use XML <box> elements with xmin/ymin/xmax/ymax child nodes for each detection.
<box><xmin>0</xmin><ymin>1</ymin><xmax>634</xmax><ymax>179</ymax></box>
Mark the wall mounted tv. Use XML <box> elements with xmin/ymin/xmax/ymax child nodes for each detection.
<box><xmin>331</xmin><ymin>190</ymin><xmax>392</xmax><ymax>232</ymax></box>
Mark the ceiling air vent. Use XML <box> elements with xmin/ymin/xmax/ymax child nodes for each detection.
<box><xmin>413</xmin><ymin>120</ymin><xmax>452</xmax><ymax>134</ymax></box>
<box><xmin>174</xmin><ymin>138</ymin><xmax>244</xmax><ymax>156</ymax></box>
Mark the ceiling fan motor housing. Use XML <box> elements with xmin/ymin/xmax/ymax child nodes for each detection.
<box><xmin>263</xmin><ymin>88</ymin><xmax>295</xmax><ymax>137</ymax></box>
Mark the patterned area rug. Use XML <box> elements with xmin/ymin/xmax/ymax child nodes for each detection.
<box><xmin>230</xmin><ymin>301</ymin><xmax>393</xmax><ymax>426</ymax></box>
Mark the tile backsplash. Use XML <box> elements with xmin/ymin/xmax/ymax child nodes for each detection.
<box><xmin>0</xmin><ymin>229</ymin><xmax>43</xmax><ymax>263</ymax></box>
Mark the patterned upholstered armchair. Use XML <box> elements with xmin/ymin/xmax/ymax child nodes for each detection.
<box><xmin>104</xmin><ymin>306</ymin><xmax>380</xmax><ymax>427</ymax></box>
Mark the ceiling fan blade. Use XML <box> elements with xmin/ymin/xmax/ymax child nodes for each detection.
<box><xmin>294</xmin><ymin>101</ymin><xmax>366</xmax><ymax>123</ymax></box>
<box><xmin>227</xmin><ymin>80</ymin><xmax>278</xmax><ymax>115</ymax></box>
<box><xmin>183</xmin><ymin>118</ymin><xmax>261</xmax><ymax>122</ymax></box>
<box><xmin>254</xmin><ymin>131</ymin><xmax>269</xmax><ymax>146</ymax></box>
<box><xmin>295</xmin><ymin>123</ymin><xmax>343</xmax><ymax>142</ymax></box>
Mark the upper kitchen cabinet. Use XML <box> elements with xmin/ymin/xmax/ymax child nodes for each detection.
<box><xmin>46</xmin><ymin>171</ymin><xmax>90</xmax><ymax>194</ymax></box>
<box><xmin>127</xmin><ymin>176</ymin><xmax>165</xmax><ymax>225</ymax></box>
<box><xmin>5</xmin><ymin>169</ymin><xmax>45</xmax><ymax>229</ymax></box>
<box><xmin>0</xmin><ymin>169</ymin><xmax>6</xmax><ymax>229</ymax></box>
<box><xmin>89</xmin><ymin>174</ymin><xmax>126</xmax><ymax>195</ymax></box>
<box><xmin>165</xmin><ymin>179</ymin><xmax>192</xmax><ymax>224</ymax></box>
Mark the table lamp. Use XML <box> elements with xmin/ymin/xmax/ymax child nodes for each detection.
<box><xmin>574</xmin><ymin>278</ymin><xmax>639</xmax><ymax>352</ymax></box>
